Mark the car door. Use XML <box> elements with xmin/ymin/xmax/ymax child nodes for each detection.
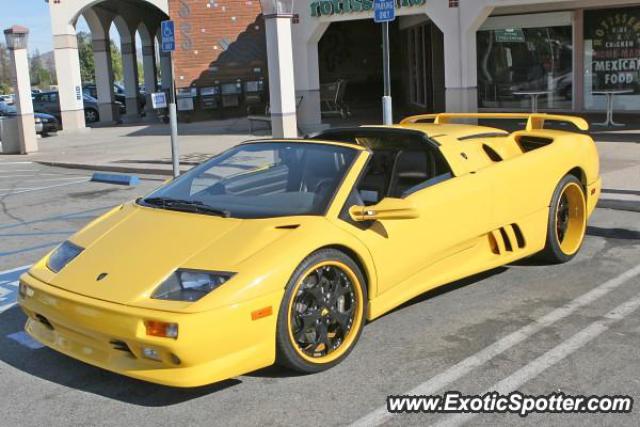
<box><xmin>339</xmin><ymin>149</ymin><xmax>493</xmax><ymax>299</ymax></box>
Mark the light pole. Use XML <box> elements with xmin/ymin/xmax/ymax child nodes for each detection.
<box><xmin>3</xmin><ymin>25</ymin><xmax>37</xmax><ymax>154</ymax></box>
<box><xmin>259</xmin><ymin>0</ymin><xmax>298</xmax><ymax>138</ymax></box>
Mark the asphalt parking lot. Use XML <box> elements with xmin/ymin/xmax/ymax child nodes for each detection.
<box><xmin>1</xmin><ymin>159</ymin><xmax>639</xmax><ymax>426</ymax></box>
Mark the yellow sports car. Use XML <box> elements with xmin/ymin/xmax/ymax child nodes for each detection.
<box><xmin>19</xmin><ymin>113</ymin><xmax>601</xmax><ymax>387</ymax></box>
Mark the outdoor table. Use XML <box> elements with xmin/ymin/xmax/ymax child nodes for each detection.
<box><xmin>592</xmin><ymin>89</ymin><xmax>634</xmax><ymax>127</ymax></box>
<box><xmin>513</xmin><ymin>91</ymin><xmax>553</xmax><ymax>113</ymax></box>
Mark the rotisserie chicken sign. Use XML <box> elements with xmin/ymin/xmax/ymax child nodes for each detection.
<box><xmin>587</xmin><ymin>8</ymin><xmax>640</xmax><ymax>92</ymax></box>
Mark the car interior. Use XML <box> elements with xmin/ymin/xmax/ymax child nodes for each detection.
<box><xmin>312</xmin><ymin>128</ymin><xmax>453</xmax><ymax>205</ymax></box>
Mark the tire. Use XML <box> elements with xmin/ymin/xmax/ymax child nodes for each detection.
<box><xmin>276</xmin><ymin>249</ymin><xmax>367</xmax><ymax>374</ymax></box>
<box><xmin>539</xmin><ymin>175</ymin><xmax>587</xmax><ymax>263</ymax></box>
<box><xmin>85</xmin><ymin>108</ymin><xmax>99</xmax><ymax>123</ymax></box>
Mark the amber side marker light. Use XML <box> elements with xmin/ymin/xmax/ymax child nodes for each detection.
<box><xmin>251</xmin><ymin>306</ymin><xmax>273</xmax><ymax>321</ymax></box>
<box><xmin>144</xmin><ymin>320</ymin><xmax>179</xmax><ymax>339</ymax></box>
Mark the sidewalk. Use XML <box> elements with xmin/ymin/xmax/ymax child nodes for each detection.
<box><xmin>1</xmin><ymin>116</ymin><xmax>638</xmax><ymax>210</ymax></box>
<box><xmin>9</xmin><ymin>117</ymin><xmax>265</xmax><ymax>176</ymax></box>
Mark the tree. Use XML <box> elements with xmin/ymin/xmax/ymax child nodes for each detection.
<box><xmin>77</xmin><ymin>31</ymin><xmax>95</xmax><ymax>83</ymax></box>
<box><xmin>75</xmin><ymin>31</ymin><xmax>123</xmax><ymax>85</ymax></box>
<box><xmin>0</xmin><ymin>43</ymin><xmax>11</xmax><ymax>92</ymax></box>
<box><xmin>111</xmin><ymin>40</ymin><xmax>123</xmax><ymax>83</ymax></box>
<box><xmin>29</xmin><ymin>49</ymin><xmax>54</xmax><ymax>89</ymax></box>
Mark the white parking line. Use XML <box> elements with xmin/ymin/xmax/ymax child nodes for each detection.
<box><xmin>0</xmin><ymin>177</ymin><xmax>90</xmax><ymax>189</ymax></box>
<box><xmin>434</xmin><ymin>290</ymin><xmax>640</xmax><ymax>427</ymax></box>
<box><xmin>0</xmin><ymin>265</ymin><xmax>32</xmax><ymax>276</ymax></box>
<box><xmin>7</xmin><ymin>332</ymin><xmax>44</xmax><ymax>350</ymax></box>
<box><xmin>0</xmin><ymin>179</ymin><xmax>88</xmax><ymax>196</ymax></box>
<box><xmin>349</xmin><ymin>264</ymin><xmax>640</xmax><ymax>427</ymax></box>
<box><xmin>0</xmin><ymin>162</ymin><xmax>33</xmax><ymax>165</ymax></box>
<box><xmin>0</xmin><ymin>173</ymin><xmax>85</xmax><ymax>178</ymax></box>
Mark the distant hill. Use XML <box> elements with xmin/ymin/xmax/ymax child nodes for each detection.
<box><xmin>35</xmin><ymin>50</ymin><xmax>57</xmax><ymax>81</ymax></box>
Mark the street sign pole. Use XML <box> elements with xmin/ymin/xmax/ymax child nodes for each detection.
<box><xmin>161</xmin><ymin>20</ymin><xmax>180</xmax><ymax>178</ymax></box>
<box><xmin>169</xmin><ymin>52</ymin><xmax>179</xmax><ymax>178</ymax></box>
<box><xmin>374</xmin><ymin>0</ymin><xmax>395</xmax><ymax>125</ymax></box>
<box><xmin>381</xmin><ymin>21</ymin><xmax>392</xmax><ymax>125</ymax></box>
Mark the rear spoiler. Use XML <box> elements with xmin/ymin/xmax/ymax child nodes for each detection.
<box><xmin>400</xmin><ymin>113</ymin><xmax>589</xmax><ymax>132</ymax></box>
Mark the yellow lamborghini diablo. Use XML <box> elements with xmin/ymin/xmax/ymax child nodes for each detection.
<box><xmin>18</xmin><ymin>113</ymin><xmax>601</xmax><ymax>387</ymax></box>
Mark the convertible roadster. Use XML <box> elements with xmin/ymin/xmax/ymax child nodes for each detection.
<box><xmin>19</xmin><ymin>113</ymin><xmax>600</xmax><ymax>387</ymax></box>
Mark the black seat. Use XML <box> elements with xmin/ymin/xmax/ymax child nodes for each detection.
<box><xmin>358</xmin><ymin>152</ymin><xmax>393</xmax><ymax>204</ymax></box>
<box><xmin>389</xmin><ymin>151</ymin><xmax>431</xmax><ymax>197</ymax></box>
<box><xmin>300</xmin><ymin>150</ymin><xmax>338</xmax><ymax>193</ymax></box>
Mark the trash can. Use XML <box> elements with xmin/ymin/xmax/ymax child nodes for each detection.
<box><xmin>0</xmin><ymin>116</ymin><xmax>21</xmax><ymax>153</ymax></box>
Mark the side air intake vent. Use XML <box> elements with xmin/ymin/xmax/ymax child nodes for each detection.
<box><xmin>490</xmin><ymin>224</ymin><xmax>526</xmax><ymax>255</ymax></box>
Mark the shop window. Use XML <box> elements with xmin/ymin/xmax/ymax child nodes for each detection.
<box><xmin>477</xmin><ymin>15</ymin><xmax>573</xmax><ymax>111</ymax></box>
<box><xmin>584</xmin><ymin>7</ymin><xmax>640</xmax><ymax>111</ymax></box>
<box><xmin>407</xmin><ymin>24</ymin><xmax>429</xmax><ymax>108</ymax></box>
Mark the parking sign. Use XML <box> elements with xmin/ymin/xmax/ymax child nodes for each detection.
<box><xmin>161</xmin><ymin>20</ymin><xmax>176</xmax><ymax>52</ymax></box>
<box><xmin>374</xmin><ymin>0</ymin><xmax>396</xmax><ymax>23</ymax></box>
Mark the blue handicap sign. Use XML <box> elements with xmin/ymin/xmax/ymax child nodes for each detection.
<box><xmin>374</xmin><ymin>0</ymin><xmax>396</xmax><ymax>23</ymax></box>
<box><xmin>161</xmin><ymin>20</ymin><xmax>176</xmax><ymax>52</ymax></box>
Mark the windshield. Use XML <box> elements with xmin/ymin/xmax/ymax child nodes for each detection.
<box><xmin>140</xmin><ymin>142</ymin><xmax>358</xmax><ymax>219</ymax></box>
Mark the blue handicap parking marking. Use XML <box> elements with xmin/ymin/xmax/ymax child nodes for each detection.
<box><xmin>0</xmin><ymin>266</ymin><xmax>30</xmax><ymax>314</ymax></box>
<box><xmin>7</xmin><ymin>331</ymin><xmax>44</xmax><ymax>349</ymax></box>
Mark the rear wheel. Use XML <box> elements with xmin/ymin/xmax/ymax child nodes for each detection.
<box><xmin>276</xmin><ymin>249</ymin><xmax>367</xmax><ymax>373</ymax></box>
<box><xmin>540</xmin><ymin>175</ymin><xmax>587</xmax><ymax>263</ymax></box>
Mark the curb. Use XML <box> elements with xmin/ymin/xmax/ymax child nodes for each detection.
<box><xmin>597</xmin><ymin>199</ymin><xmax>640</xmax><ymax>213</ymax></box>
<box><xmin>34</xmin><ymin>160</ymin><xmax>189</xmax><ymax>176</ymax></box>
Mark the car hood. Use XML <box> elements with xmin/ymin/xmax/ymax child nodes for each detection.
<box><xmin>35</xmin><ymin>112</ymin><xmax>56</xmax><ymax>120</ymax></box>
<box><xmin>37</xmin><ymin>203</ymin><xmax>296</xmax><ymax>309</ymax></box>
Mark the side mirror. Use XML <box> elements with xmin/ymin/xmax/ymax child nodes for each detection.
<box><xmin>349</xmin><ymin>197</ymin><xmax>419</xmax><ymax>222</ymax></box>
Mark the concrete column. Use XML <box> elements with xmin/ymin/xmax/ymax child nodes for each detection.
<box><xmin>293</xmin><ymin>23</ymin><xmax>328</xmax><ymax>135</ymax></box>
<box><xmin>4</xmin><ymin>31</ymin><xmax>37</xmax><ymax>153</ymax></box>
<box><xmin>142</xmin><ymin>44</ymin><xmax>158</xmax><ymax>116</ymax></box>
<box><xmin>53</xmin><ymin>33</ymin><xmax>86</xmax><ymax>130</ymax></box>
<box><xmin>121</xmin><ymin>41</ymin><xmax>141</xmax><ymax>119</ymax></box>
<box><xmin>159</xmin><ymin>50</ymin><xmax>173</xmax><ymax>91</ymax></box>
<box><xmin>264</xmin><ymin>16</ymin><xmax>298</xmax><ymax>138</ymax></box>
<box><xmin>427</xmin><ymin>0</ymin><xmax>493</xmax><ymax>112</ymax></box>
<box><xmin>92</xmin><ymin>38</ymin><xmax>118</xmax><ymax>123</ymax></box>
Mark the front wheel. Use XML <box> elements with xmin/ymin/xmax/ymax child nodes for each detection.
<box><xmin>276</xmin><ymin>249</ymin><xmax>367</xmax><ymax>374</ymax></box>
<box><xmin>84</xmin><ymin>108</ymin><xmax>99</xmax><ymax>123</ymax></box>
<box><xmin>540</xmin><ymin>175</ymin><xmax>587</xmax><ymax>263</ymax></box>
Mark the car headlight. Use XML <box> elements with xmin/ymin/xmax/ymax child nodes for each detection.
<box><xmin>35</xmin><ymin>117</ymin><xmax>42</xmax><ymax>124</ymax></box>
<box><xmin>151</xmin><ymin>270</ymin><xmax>234</xmax><ymax>302</ymax></box>
<box><xmin>47</xmin><ymin>241</ymin><xmax>84</xmax><ymax>273</ymax></box>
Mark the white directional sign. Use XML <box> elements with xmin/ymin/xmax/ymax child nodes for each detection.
<box><xmin>151</xmin><ymin>92</ymin><xmax>168</xmax><ymax>109</ymax></box>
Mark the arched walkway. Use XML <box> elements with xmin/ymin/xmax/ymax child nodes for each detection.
<box><xmin>48</xmin><ymin>0</ymin><xmax>169</xmax><ymax>130</ymax></box>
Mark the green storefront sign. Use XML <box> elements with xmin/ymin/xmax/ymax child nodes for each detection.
<box><xmin>310</xmin><ymin>0</ymin><xmax>427</xmax><ymax>18</ymax></box>
<box><xmin>494</xmin><ymin>29</ymin><xmax>525</xmax><ymax>43</ymax></box>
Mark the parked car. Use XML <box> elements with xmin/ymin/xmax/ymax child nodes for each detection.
<box><xmin>83</xmin><ymin>83</ymin><xmax>146</xmax><ymax>113</ymax></box>
<box><xmin>0</xmin><ymin>94</ymin><xmax>15</xmax><ymax>104</ymax></box>
<box><xmin>32</xmin><ymin>90</ymin><xmax>116</xmax><ymax>124</ymax></box>
<box><xmin>0</xmin><ymin>101</ymin><xmax>59</xmax><ymax>136</ymax></box>
<box><xmin>16</xmin><ymin>113</ymin><xmax>600</xmax><ymax>387</ymax></box>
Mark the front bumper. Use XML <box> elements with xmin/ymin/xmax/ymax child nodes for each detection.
<box><xmin>19</xmin><ymin>273</ymin><xmax>281</xmax><ymax>387</ymax></box>
<box><xmin>42</xmin><ymin>122</ymin><xmax>58</xmax><ymax>134</ymax></box>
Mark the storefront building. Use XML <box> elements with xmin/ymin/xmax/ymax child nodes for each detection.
<box><xmin>167</xmin><ymin>0</ymin><xmax>640</xmax><ymax>129</ymax></box>
<box><xmin>44</xmin><ymin>0</ymin><xmax>640</xmax><ymax>132</ymax></box>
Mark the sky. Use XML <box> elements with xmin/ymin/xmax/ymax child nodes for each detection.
<box><xmin>1</xmin><ymin>0</ymin><xmax>126</xmax><ymax>55</ymax></box>
<box><xmin>1</xmin><ymin>0</ymin><xmax>56</xmax><ymax>54</ymax></box>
